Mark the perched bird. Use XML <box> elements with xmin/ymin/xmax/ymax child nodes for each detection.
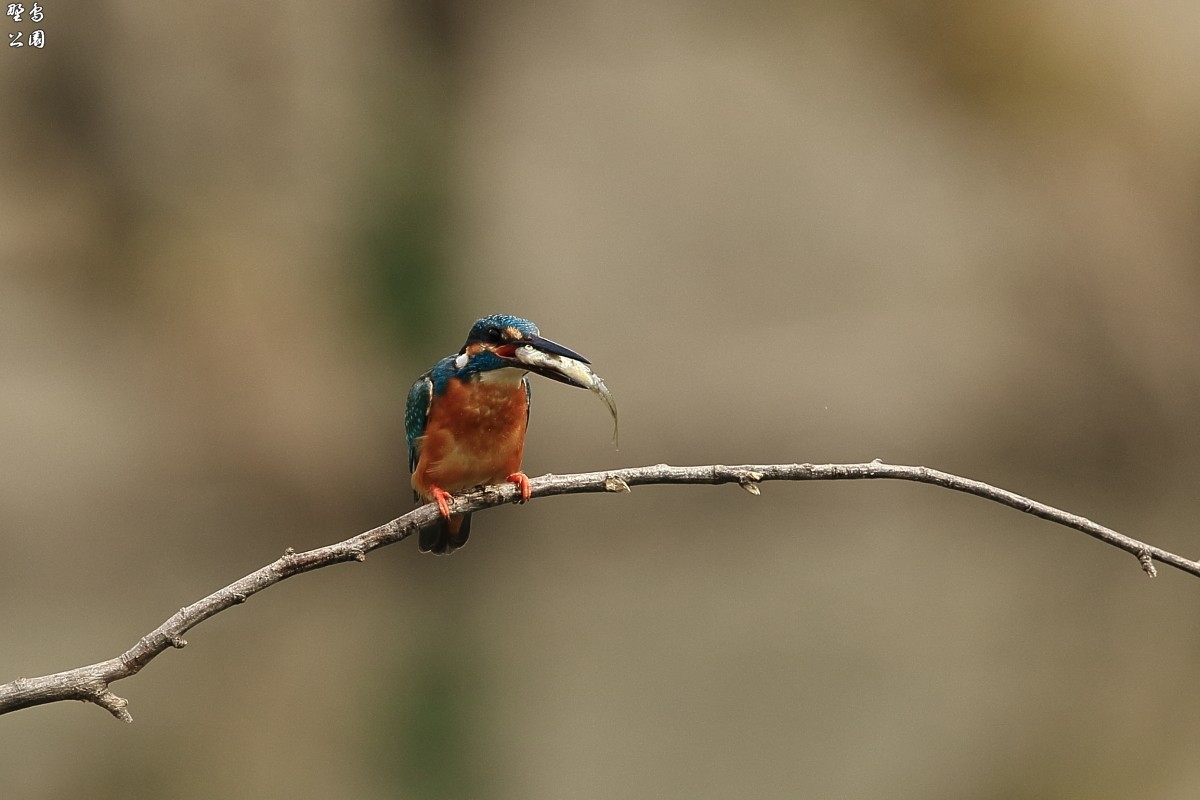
<box><xmin>405</xmin><ymin>314</ymin><xmax>597</xmax><ymax>554</ymax></box>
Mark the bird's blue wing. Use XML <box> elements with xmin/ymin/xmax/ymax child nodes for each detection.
<box><xmin>405</xmin><ymin>376</ymin><xmax>433</xmax><ymax>498</ymax></box>
<box><xmin>523</xmin><ymin>375</ymin><xmax>531</xmax><ymax>429</ymax></box>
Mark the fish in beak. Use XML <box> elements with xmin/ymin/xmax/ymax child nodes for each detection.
<box><xmin>510</xmin><ymin>337</ymin><xmax>619</xmax><ymax>448</ymax></box>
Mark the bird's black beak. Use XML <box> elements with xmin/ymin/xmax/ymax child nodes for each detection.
<box><xmin>522</xmin><ymin>334</ymin><xmax>589</xmax><ymax>364</ymax></box>
<box><xmin>508</xmin><ymin>334</ymin><xmax>593</xmax><ymax>388</ymax></box>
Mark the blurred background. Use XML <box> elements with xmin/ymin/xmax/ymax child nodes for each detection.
<box><xmin>4</xmin><ymin>1</ymin><xmax>1200</xmax><ymax>797</ymax></box>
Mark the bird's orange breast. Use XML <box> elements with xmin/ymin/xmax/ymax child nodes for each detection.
<box><xmin>411</xmin><ymin>375</ymin><xmax>529</xmax><ymax>499</ymax></box>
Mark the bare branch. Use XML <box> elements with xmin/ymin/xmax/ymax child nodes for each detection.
<box><xmin>2</xmin><ymin>461</ymin><xmax>1194</xmax><ymax>722</ymax></box>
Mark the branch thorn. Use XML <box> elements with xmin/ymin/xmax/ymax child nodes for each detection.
<box><xmin>1138</xmin><ymin>550</ymin><xmax>1157</xmax><ymax>578</ymax></box>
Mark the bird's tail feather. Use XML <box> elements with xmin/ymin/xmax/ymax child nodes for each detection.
<box><xmin>419</xmin><ymin>513</ymin><xmax>471</xmax><ymax>555</ymax></box>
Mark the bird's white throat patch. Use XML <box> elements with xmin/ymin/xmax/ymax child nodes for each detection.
<box><xmin>476</xmin><ymin>366</ymin><xmax>527</xmax><ymax>386</ymax></box>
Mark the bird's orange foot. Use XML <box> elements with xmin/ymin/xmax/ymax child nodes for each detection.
<box><xmin>430</xmin><ymin>486</ymin><xmax>454</xmax><ymax>519</ymax></box>
<box><xmin>506</xmin><ymin>472</ymin><xmax>532</xmax><ymax>504</ymax></box>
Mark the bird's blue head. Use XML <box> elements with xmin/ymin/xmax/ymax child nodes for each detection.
<box><xmin>450</xmin><ymin>314</ymin><xmax>592</xmax><ymax>387</ymax></box>
<box><xmin>462</xmin><ymin>314</ymin><xmax>544</xmax><ymax>351</ymax></box>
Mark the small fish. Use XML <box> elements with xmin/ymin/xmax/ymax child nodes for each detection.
<box><xmin>515</xmin><ymin>344</ymin><xmax>619</xmax><ymax>448</ymax></box>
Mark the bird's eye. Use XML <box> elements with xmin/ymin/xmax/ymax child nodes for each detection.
<box><xmin>484</xmin><ymin>327</ymin><xmax>503</xmax><ymax>344</ymax></box>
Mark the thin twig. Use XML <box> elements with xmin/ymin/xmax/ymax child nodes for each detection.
<box><xmin>1</xmin><ymin>461</ymin><xmax>1193</xmax><ymax>722</ymax></box>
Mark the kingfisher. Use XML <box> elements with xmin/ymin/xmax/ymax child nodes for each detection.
<box><xmin>405</xmin><ymin>314</ymin><xmax>596</xmax><ymax>554</ymax></box>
